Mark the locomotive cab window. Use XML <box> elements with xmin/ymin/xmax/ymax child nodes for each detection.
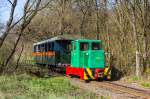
<box><xmin>80</xmin><ymin>42</ymin><xmax>89</xmax><ymax>51</ymax></box>
<box><xmin>92</xmin><ymin>42</ymin><xmax>101</xmax><ymax>50</ymax></box>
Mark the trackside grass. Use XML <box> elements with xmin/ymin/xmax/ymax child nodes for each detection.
<box><xmin>0</xmin><ymin>74</ymin><xmax>98</xmax><ymax>99</ymax></box>
<box><xmin>127</xmin><ymin>76</ymin><xmax>150</xmax><ymax>88</ymax></box>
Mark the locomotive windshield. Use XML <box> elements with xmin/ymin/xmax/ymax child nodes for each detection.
<box><xmin>80</xmin><ymin>42</ymin><xmax>89</xmax><ymax>51</ymax></box>
<box><xmin>92</xmin><ymin>42</ymin><xmax>101</xmax><ymax>50</ymax></box>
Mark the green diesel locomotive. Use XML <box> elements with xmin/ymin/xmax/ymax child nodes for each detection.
<box><xmin>66</xmin><ymin>39</ymin><xmax>111</xmax><ymax>80</ymax></box>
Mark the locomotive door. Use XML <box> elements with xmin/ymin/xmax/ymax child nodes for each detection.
<box><xmin>83</xmin><ymin>52</ymin><xmax>89</xmax><ymax>68</ymax></box>
<box><xmin>80</xmin><ymin>42</ymin><xmax>89</xmax><ymax>68</ymax></box>
<box><xmin>71</xmin><ymin>41</ymin><xmax>76</xmax><ymax>66</ymax></box>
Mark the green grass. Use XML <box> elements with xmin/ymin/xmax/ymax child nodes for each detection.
<box><xmin>141</xmin><ymin>82</ymin><xmax>150</xmax><ymax>88</ymax></box>
<box><xmin>0</xmin><ymin>74</ymin><xmax>98</xmax><ymax>99</ymax></box>
<box><xmin>127</xmin><ymin>75</ymin><xmax>150</xmax><ymax>88</ymax></box>
<box><xmin>128</xmin><ymin>76</ymin><xmax>141</xmax><ymax>82</ymax></box>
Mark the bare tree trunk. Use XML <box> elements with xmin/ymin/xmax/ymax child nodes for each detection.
<box><xmin>14</xmin><ymin>42</ymin><xmax>24</xmax><ymax>71</ymax></box>
<box><xmin>142</xmin><ymin>0</ymin><xmax>148</xmax><ymax>73</ymax></box>
<box><xmin>102</xmin><ymin>0</ymin><xmax>111</xmax><ymax>67</ymax></box>
<box><xmin>4</xmin><ymin>31</ymin><xmax>22</xmax><ymax>67</ymax></box>
<box><xmin>59</xmin><ymin>0</ymin><xmax>66</xmax><ymax>35</ymax></box>
<box><xmin>95</xmin><ymin>0</ymin><xmax>100</xmax><ymax>40</ymax></box>
<box><xmin>130</xmin><ymin>1</ymin><xmax>140</xmax><ymax>77</ymax></box>
<box><xmin>80</xmin><ymin>12</ymin><xmax>86</xmax><ymax>37</ymax></box>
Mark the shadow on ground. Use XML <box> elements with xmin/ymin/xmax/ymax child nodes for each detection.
<box><xmin>111</xmin><ymin>66</ymin><xmax>123</xmax><ymax>81</ymax></box>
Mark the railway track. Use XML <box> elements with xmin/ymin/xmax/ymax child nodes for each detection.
<box><xmin>69</xmin><ymin>78</ymin><xmax>150</xmax><ymax>99</ymax></box>
<box><xmin>94</xmin><ymin>81</ymin><xmax>150</xmax><ymax>99</ymax></box>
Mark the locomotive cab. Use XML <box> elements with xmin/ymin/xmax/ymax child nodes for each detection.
<box><xmin>66</xmin><ymin>39</ymin><xmax>110</xmax><ymax>81</ymax></box>
<box><xmin>71</xmin><ymin>40</ymin><xmax>105</xmax><ymax>69</ymax></box>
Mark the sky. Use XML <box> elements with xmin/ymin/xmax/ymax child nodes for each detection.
<box><xmin>0</xmin><ymin>0</ymin><xmax>26</xmax><ymax>24</ymax></box>
<box><xmin>0</xmin><ymin>0</ymin><xmax>116</xmax><ymax>24</ymax></box>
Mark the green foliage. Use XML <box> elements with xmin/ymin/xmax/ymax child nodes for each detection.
<box><xmin>0</xmin><ymin>74</ymin><xmax>98</xmax><ymax>99</ymax></box>
<box><xmin>131</xmin><ymin>76</ymin><xmax>141</xmax><ymax>81</ymax></box>
<box><xmin>145</xmin><ymin>68</ymin><xmax>150</xmax><ymax>75</ymax></box>
<box><xmin>141</xmin><ymin>82</ymin><xmax>150</xmax><ymax>88</ymax></box>
<box><xmin>127</xmin><ymin>76</ymin><xmax>141</xmax><ymax>82</ymax></box>
<box><xmin>100</xmin><ymin>96</ymin><xmax>110</xmax><ymax>99</ymax></box>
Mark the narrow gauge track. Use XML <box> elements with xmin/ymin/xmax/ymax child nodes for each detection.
<box><xmin>69</xmin><ymin>78</ymin><xmax>150</xmax><ymax>99</ymax></box>
<box><xmin>95</xmin><ymin>81</ymin><xmax>150</xmax><ymax>99</ymax></box>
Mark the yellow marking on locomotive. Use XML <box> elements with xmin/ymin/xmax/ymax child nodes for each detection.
<box><xmin>86</xmin><ymin>68</ymin><xmax>95</xmax><ymax>79</ymax></box>
<box><xmin>104</xmin><ymin>67</ymin><xmax>111</xmax><ymax>79</ymax></box>
<box><xmin>104</xmin><ymin>67</ymin><xmax>109</xmax><ymax>75</ymax></box>
<box><xmin>84</xmin><ymin>72</ymin><xmax>88</xmax><ymax>80</ymax></box>
<box><xmin>84</xmin><ymin>68</ymin><xmax>95</xmax><ymax>80</ymax></box>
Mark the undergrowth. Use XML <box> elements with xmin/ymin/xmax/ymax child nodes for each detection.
<box><xmin>0</xmin><ymin>74</ymin><xmax>98</xmax><ymax>99</ymax></box>
<box><xmin>127</xmin><ymin>75</ymin><xmax>150</xmax><ymax>88</ymax></box>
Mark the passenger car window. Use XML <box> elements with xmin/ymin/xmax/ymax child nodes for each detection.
<box><xmin>41</xmin><ymin>44</ymin><xmax>45</xmax><ymax>52</ymax></box>
<box><xmin>80</xmin><ymin>42</ymin><xmax>89</xmax><ymax>51</ymax></box>
<box><xmin>52</xmin><ymin>42</ymin><xmax>54</xmax><ymax>51</ymax></box>
<box><xmin>37</xmin><ymin>45</ymin><xmax>40</xmax><ymax>52</ymax></box>
<box><xmin>92</xmin><ymin>42</ymin><xmax>100</xmax><ymax>50</ymax></box>
<box><xmin>34</xmin><ymin>45</ymin><xmax>36</xmax><ymax>52</ymax></box>
<box><xmin>67</xmin><ymin>43</ymin><xmax>71</xmax><ymax>51</ymax></box>
<box><xmin>48</xmin><ymin>43</ymin><xmax>50</xmax><ymax>51</ymax></box>
<box><xmin>45</xmin><ymin>43</ymin><xmax>48</xmax><ymax>52</ymax></box>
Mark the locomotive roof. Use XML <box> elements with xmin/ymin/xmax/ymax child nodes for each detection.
<box><xmin>75</xmin><ymin>39</ymin><xmax>101</xmax><ymax>42</ymax></box>
<box><xmin>33</xmin><ymin>34</ymin><xmax>84</xmax><ymax>45</ymax></box>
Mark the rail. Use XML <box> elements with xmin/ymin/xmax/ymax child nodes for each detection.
<box><xmin>95</xmin><ymin>81</ymin><xmax>150</xmax><ymax>99</ymax></box>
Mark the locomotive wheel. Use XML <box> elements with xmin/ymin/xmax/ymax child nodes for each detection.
<box><xmin>68</xmin><ymin>74</ymin><xmax>74</xmax><ymax>78</ymax></box>
<box><xmin>97</xmin><ymin>78</ymin><xmax>104</xmax><ymax>82</ymax></box>
<box><xmin>85</xmin><ymin>79</ymin><xmax>90</xmax><ymax>83</ymax></box>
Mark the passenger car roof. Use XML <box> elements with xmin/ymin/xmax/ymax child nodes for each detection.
<box><xmin>33</xmin><ymin>34</ymin><xmax>85</xmax><ymax>46</ymax></box>
<box><xmin>74</xmin><ymin>39</ymin><xmax>101</xmax><ymax>42</ymax></box>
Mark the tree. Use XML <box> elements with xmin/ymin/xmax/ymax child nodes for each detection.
<box><xmin>142</xmin><ymin>0</ymin><xmax>149</xmax><ymax>74</ymax></box>
<box><xmin>0</xmin><ymin>0</ymin><xmax>49</xmax><ymax>48</ymax></box>
<box><xmin>0</xmin><ymin>0</ymin><xmax>50</xmax><ymax>73</ymax></box>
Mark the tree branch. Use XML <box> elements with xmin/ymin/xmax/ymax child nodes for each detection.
<box><xmin>0</xmin><ymin>0</ymin><xmax>18</xmax><ymax>48</ymax></box>
<box><xmin>7</xmin><ymin>0</ymin><xmax>13</xmax><ymax>5</ymax></box>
